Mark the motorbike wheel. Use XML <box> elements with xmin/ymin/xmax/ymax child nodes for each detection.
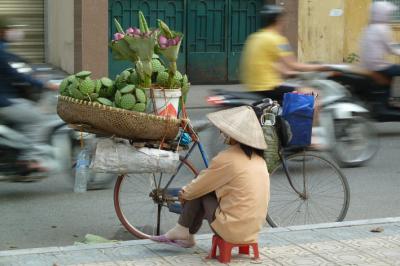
<box><xmin>53</xmin><ymin>132</ymin><xmax>115</xmax><ymax>190</ymax></box>
<box><xmin>70</xmin><ymin>140</ymin><xmax>115</xmax><ymax>190</ymax></box>
<box><xmin>331</xmin><ymin>116</ymin><xmax>379</xmax><ymax>168</ymax></box>
<box><xmin>52</xmin><ymin>131</ymin><xmax>73</xmax><ymax>173</ymax></box>
<box><xmin>0</xmin><ymin>147</ymin><xmax>23</xmax><ymax>181</ymax></box>
<box><xmin>71</xmin><ymin>166</ymin><xmax>115</xmax><ymax>190</ymax></box>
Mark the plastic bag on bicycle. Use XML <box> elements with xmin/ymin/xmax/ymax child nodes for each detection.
<box><xmin>282</xmin><ymin>92</ymin><xmax>314</xmax><ymax>147</ymax></box>
<box><xmin>90</xmin><ymin>139</ymin><xmax>180</xmax><ymax>174</ymax></box>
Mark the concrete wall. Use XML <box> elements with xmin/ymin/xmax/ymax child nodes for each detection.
<box><xmin>278</xmin><ymin>0</ymin><xmax>299</xmax><ymax>56</ymax></box>
<box><xmin>74</xmin><ymin>0</ymin><xmax>108</xmax><ymax>79</ymax></box>
<box><xmin>298</xmin><ymin>0</ymin><xmax>371</xmax><ymax>63</ymax></box>
<box><xmin>46</xmin><ymin>0</ymin><xmax>75</xmax><ymax>73</ymax></box>
<box><xmin>343</xmin><ymin>0</ymin><xmax>371</xmax><ymax>61</ymax></box>
<box><xmin>298</xmin><ymin>0</ymin><xmax>346</xmax><ymax>63</ymax></box>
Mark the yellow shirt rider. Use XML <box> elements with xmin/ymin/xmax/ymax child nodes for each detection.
<box><xmin>240</xmin><ymin>5</ymin><xmax>327</xmax><ymax>102</ymax></box>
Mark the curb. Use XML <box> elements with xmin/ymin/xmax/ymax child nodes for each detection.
<box><xmin>1</xmin><ymin>217</ymin><xmax>400</xmax><ymax>257</ymax></box>
<box><xmin>261</xmin><ymin>216</ymin><xmax>400</xmax><ymax>233</ymax></box>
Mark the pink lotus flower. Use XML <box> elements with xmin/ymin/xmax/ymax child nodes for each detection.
<box><xmin>158</xmin><ymin>35</ymin><xmax>168</xmax><ymax>45</ymax></box>
<box><xmin>126</xmin><ymin>27</ymin><xmax>141</xmax><ymax>37</ymax></box>
<box><xmin>167</xmin><ymin>39</ymin><xmax>175</xmax><ymax>46</ymax></box>
<box><xmin>158</xmin><ymin>35</ymin><xmax>181</xmax><ymax>48</ymax></box>
<box><xmin>114</xmin><ymin>33</ymin><xmax>125</xmax><ymax>41</ymax></box>
<box><xmin>173</xmin><ymin>36</ymin><xmax>181</xmax><ymax>44</ymax></box>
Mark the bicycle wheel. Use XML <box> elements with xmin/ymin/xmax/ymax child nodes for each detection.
<box><xmin>114</xmin><ymin>157</ymin><xmax>199</xmax><ymax>239</ymax></box>
<box><xmin>266</xmin><ymin>151</ymin><xmax>350</xmax><ymax>227</ymax></box>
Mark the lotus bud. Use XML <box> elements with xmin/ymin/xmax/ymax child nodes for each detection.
<box><xmin>133</xmin><ymin>28</ymin><xmax>141</xmax><ymax>35</ymax></box>
<box><xmin>139</xmin><ymin>11</ymin><xmax>150</xmax><ymax>33</ymax></box>
<box><xmin>158</xmin><ymin>19</ymin><xmax>173</xmax><ymax>39</ymax></box>
<box><xmin>114</xmin><ymin>18</ymin><xmax>125</xmax><ymax>34</ymax></box>
<box><xmin>159</xmin><ymin>35</ymin><xmax>168</xmax><ymax>45</ymax></box>
<box><xmin>167</xmin><ymin>39</ymin><xmax>175</xmax><ymax>46</ymax></box>
<box><xmin>173</xmin><ymin>36</ymin><xmax>181</xmax><ymax>44</ymax></box>
<box><xmin>114</xmin><ymin>33</ymin><xmax>125</xmax><ymax>41</ymax></box>
<box><xmin>126</xmin><ymin>27</ymin><xmax>135</xmax><ymax>35</ymax></box>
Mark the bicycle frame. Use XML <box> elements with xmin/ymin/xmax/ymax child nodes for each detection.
<box><xmin>163</xmin><ymin>120</ymin><xmax>210</xmax><ymax>193</ymax></box>
<box><xmin>279</xmin><ymin>148</ymin><xmax>309</xmax><ymax>199</ymax></box>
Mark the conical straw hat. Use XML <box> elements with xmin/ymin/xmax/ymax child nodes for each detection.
<box><xmin>207</xmin><ymin>106</ymin><xmax>267</xmax><ymax>150</ymax></box>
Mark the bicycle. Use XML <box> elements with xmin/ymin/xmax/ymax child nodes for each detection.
<box><xmin>113</xmin><ymin>105</ymin><xmax>350</xmax><ymax>239</ymax></box>
<box><xmin>259</xmin><ymin>99</ymin><xmax>350</xmax><ymax>227</ymax></box>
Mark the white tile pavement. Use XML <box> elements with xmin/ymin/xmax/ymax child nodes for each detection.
<box><xmin>1</xmin><ymin>217</ymin><xmax>400</xmax><ymax>266</ymax></box>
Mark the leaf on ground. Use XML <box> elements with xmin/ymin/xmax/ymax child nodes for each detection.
<box><xmin>251</xmin><ymin>260</ymin><xmax>264</xmax><ymax>264</ymax></box>
<box><xmin>370</xmin><ymin>227</ymin><xmax>384</xmax><ymax>233</ymax></box>
<box><xmin>74</xmin><ymin>234</ymin><xmax>118</xmax><ymax>245</ymax></box>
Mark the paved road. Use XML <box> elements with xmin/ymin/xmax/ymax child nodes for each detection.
<box><xmin>1</xmin><ymin>85</ymin><xmax>400</xmax><ymax>250</ymax></box>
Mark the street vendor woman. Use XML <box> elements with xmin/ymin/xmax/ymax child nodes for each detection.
<box><xmin>151</xmin><ymin>106</ymin><xmax>270</xmax><ymax>248</ymax></box>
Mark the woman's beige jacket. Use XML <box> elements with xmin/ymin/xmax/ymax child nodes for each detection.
<box><xmin>182</xmin><ymin>144</ymin><xmax>270</xmax><ymax>244</ymax></box>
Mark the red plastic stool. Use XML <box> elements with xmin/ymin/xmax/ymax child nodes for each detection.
<box><xmin>206</xmin><ymin>235</ymin><xmax>259</xmax><ymax>263</ymax></box>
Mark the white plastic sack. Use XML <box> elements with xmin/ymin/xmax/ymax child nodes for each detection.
<box><xmin>90</xmin><ymin>139</ymin><xmax>180</xmax><ymax>174</ymax></box>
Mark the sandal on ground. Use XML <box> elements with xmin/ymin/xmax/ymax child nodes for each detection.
<box><xmin>150</xmin><ymin>235</ymin><xmax>195</xmax><ymax>248</ymax></box>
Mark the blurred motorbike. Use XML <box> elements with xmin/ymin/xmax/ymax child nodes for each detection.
<box><xmin>326</xmin><ymin>64</ymin><xmax>400</xmax><ymax>122</ymax></box>
<box><xmin>0</xmin><ymin>60</ymin><xmax>114</xmax><ymax>188</ymax></box>
<box><xmin>207</xmin><ymin>71</ymin><xmax>379</xmax><ymax>168</ymax></box>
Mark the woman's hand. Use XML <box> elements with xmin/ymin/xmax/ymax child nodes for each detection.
<box><xmin>178</xmin><ymin>189</ymin><xmax>186</xmax><ymax>206</ymax></box>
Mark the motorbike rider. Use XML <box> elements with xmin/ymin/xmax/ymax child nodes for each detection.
<box><xmin>360</xmin><ymin>1</ymin><xmax>400</xmax><ymax>106</ymax></box>
<box><xmin>240</xmin><ymin>4</ymin><xmax>328</xmax><ymax>103</ymax></box>
<box><xmin>0</xmin><ymin>16</ymin><xmax>58</xmax><ymax>172</ymax></box>
<box><xmin>240</xmin><ymin>4</ymin><xmax>329</xmax><ymax>148</ymax></box>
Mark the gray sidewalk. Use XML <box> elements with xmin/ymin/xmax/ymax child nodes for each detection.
<box><xmin>1</xmin><ymin>217</ymin><xmax>400</xmax><ymax>265</ymax></box>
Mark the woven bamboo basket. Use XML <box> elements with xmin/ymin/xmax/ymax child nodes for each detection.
<box><xmin>57</xmin><ymin>96</ymin><xmax>181</xmax><ymax>140</ymax></box>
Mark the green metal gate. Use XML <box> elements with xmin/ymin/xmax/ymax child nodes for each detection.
<box><xmin>109</xmin><ymin>0</ymin><xmax>262</xmax><ymax>83</ymax></box>
<box><xmin>229</xmin><ymin>0</ymin><xmax>263</xmax><ymax>81</ymax></box>
<box><xmin>187</xmin><ymin>0</ymin><xmax>227</xmax><ymax>83</ymax></box>
<box><xmin>187</xmin><ymin>0</ymin><xmax>262</xmax><ymax>83</ymax></box>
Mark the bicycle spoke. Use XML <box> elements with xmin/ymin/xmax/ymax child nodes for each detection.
<box><xmin>114</xmin><ymin>158</ymin><xmax>212</xmax><ymax>239</ymax></box>
<box><xmin>269</xmin><ymin>197</ymin><xmax>300</xmax><ymax>209</ymax></box>
<box><xmin>309</xmin><ymin>177</ymin><xmax>342</xmax><ymax>193</ymax></box>
<box><xmin>271</xmin><ymin>175</ymin><xmax>298</xmax><ymax>193</ymax></box>
<box><xmin>309</xmin><ymin>198</ymin><xmax>340</xmax><ymax>218</ymax></box>
<box><xmin>288</xmin><ymin>200</ymin><xmax>306</xmax><ymax>225</ymax></box>
<box><xmin>312</xmin><ymin>194</ymin><xmax>344</xmax><ymax>200</ymax></box>
<box><xmin>311</xmin><ymin>185</ymin><xmax>344</xmax><ymax>196</ymax></box>
<box><xmin>267</xmin><ymin>152</ymin><xmax>349</xmax><ymax>227</ymax></box>
<box><xmin>273</xmin><ymin>199</ymin><xmax>305</xmax><ymax>223</ymax></box>
<box><xmin>308</xmin><ymin>172</ymin><xmax>337</xmax><ymax>192</ymax></box>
